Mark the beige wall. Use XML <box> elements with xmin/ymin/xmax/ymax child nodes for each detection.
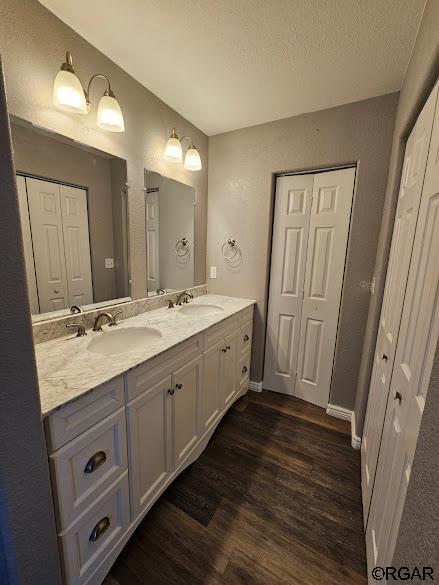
<box><xmin>0</xmin><ymin>0</ymin><xmax>208</xmax><ymax>303</ymax></box>
<box><xmin>208</xmin><ymin>93</ymin><xmax>398</xmax><ymax>409</ymax></box>
<box><xmin>354</xmin><ymin>0</ymin><xmax>439</xmax><ymax>434</ymax></box>
<box><xmin>0</xmin><ymin>59</ymin><xmax>61</xmax><ymax>585</ymax></box>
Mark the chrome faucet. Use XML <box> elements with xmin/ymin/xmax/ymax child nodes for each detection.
<box><xmin>93</xmin><ymin>311</ymin><xmax>122</xmax><ymax>331</ymax></box>
<box><xmin>176</xmin><ymin>291</ymin><xmax>194</xmax><ymax>305</ymax></box>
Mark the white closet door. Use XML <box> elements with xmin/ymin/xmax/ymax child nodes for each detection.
<box><xmin>366</xmin><ymin>92</ymin><xmax>439</xmax><ymax>570</ymax></box>
<box><xmin>16</xmin><ymin>175</ymin><xmax>39</xmax><ymax>314</ymax></box>
<box><xmin>361</xmin><ymin>83</ymin><xmax>438</xmax><ymax>521</ymax></box>
<box><xmin>60</xmin><ymin>184</ymin><xmax>93</xmax><ymax>307</ymax></box>
<box><xmin>145</xmin><ymin>192</ymin><xmax>160</xmax><ymax>292</ymax></box>
<box><xmin>295</xmin><ymin>168</ymin><xmax>355</xmax><ymax>407</ymax></box>
<box><xmin>26</xmin><ymin>177</ymin><xmax>69</xmax><ymax>313</ymax></box>
<box><xmin>264</xmin><ymin>174</ymin><xmax>314</xmax><ymax>394</ymax></box>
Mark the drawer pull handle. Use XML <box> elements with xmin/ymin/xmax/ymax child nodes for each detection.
<box><xmin>167</xmin><ymin>388</ymin><xmax>175</xmax><ymax>396</ymax></box>
<box><xmin>222</xmin><ymin>347</ymin><xmax>227</xmax><ymax>353</ymax></box>
<box><xmin>226</xmin><ymin>345</ymin><xmax>231</xmax><ymax>350</ymax></box>
<box><xmin>244</xmin><ymin>334</ymin><xmax>249</xmax><ymax>342</ymax></box>
<box><xmin>175</xmin><ymin>383</ymin><xmax>183</xmax><ymax>390</ymax></box>
<box><xmin>89</xmin><ymin>516</ymin><xmax>110</xmax><ymax>542</ymax></box>
<box><xmin>84</xmin><ymin>451</ymin><xmax>107</xmax><ymax>474</ymax></box>
<box><xmin>242</xmin><ymin>366</ymin><xmax>248</xmax><ymax>374</ymax></box>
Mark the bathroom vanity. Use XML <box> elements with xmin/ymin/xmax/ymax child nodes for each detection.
<box><xmin>36</xmin><ymin>295</ymin><xmax>254</xmax><ymax>585</ymax></box>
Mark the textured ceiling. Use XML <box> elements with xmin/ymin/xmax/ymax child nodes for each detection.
<box><xmin>39</xmin><ymin>0</ymin><xmax>425</xmax><ymax>135</ymax></box>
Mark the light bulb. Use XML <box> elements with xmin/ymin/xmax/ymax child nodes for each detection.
<box><xmin>53</xmin><ymin>57</ymin><xmax>87</xmax><ymax>114</ymax></box>
<box><xmin>97</xmin><ymin>92</ymin><xmax>125</xmax><ymax>132</ymax></box>
<box><xmin>184</xmin><ymin>145</ymin><xmax>202</xmax><ymax>171</ymax></box>
<box><xmin>164</xmin><ymin>129</ymin><xmax>183</xmax><ymax>162</ymax></box>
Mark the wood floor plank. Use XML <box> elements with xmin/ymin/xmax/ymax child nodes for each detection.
<box><xmin>107</xmin><ymin>390</ymin><xmax>367</xmax><ymax>584</ymax></box>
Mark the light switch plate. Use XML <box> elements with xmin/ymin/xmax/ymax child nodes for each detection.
<box><xmin>210</xmin><ymin>266</ymin><xmax>217</xmax><ymax>279</ymax></box>
<box><xmin>105</xmin><ymin>258</ymin><xmax>114</xmax><ymax>269</ymax></box>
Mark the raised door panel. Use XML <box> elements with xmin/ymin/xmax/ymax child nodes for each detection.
<box><xmin>361</xmin><ymin>82</ymin><xmax>438</xmax><ymax>522</ymax></box>
<box><xmin>264</xmin><ymin>174</ymin><xmax>314</xmax><ymax>394</ymax></box>
<box><xmin>295</xmin><ymin>167</ymin><xmax>356</xmax><ymax>407</ymax></box>
<box><xmin>26</xmin><ymin>177</ymin><xmax>69</xmax><ymax>312</ymax></box>
<box><xmin>173</xmin><ymin>356</ymin><xmax>202</xmax><ymax>468</ymax></box>
<box><xmin>16</xmin><ymin>175</ymin><xmax>39</xmax><ymax>313</ymax></box>
<box><xmin>202</xmin><ymin>341</ymin><xmax>222</xmax><ymax>433</ymax></box>
<box><xmin>127</xmin><ymin>375</ymin><xmax>173</xmax><ymax>519</ymax></box>
<box><xmin>60</xmin><ymin>185</ymin><xmax>93</xmax><ymax>307</ymax></box>
<box><xmin>221</xmin><ymin>330</ymin><xmax>239</xmax><ymax>408</ymax></box>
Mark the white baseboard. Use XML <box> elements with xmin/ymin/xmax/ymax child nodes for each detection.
<box><xmin>249</xmin><ymin>380</ymin><xmax>263</xmax><ymax>393</ymax></box>
<box><xmin>326</xmin><ymin>403</ymin><xmax>361</xmax><ymax>450</ymax></box>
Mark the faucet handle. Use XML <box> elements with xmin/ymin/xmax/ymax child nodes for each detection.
<box><xmin>66</xmin><ymin>323</ymin><xmax>87</xmax><ymax>337</ymax></box>
<box><xmin>109</xmin><ymin>310</ymin><xmax>123</xmax><ymax>326</ymax></box>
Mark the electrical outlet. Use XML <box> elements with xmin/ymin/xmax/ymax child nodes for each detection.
<box><xmin>210</xmin><ymin>266</ymin><xmax>217</xmax><ymax>279</ymax></box>
<box><xmin>105</xmin><ymin>258</ymin><xmax>114</xmax><ymax>269</ymax></box>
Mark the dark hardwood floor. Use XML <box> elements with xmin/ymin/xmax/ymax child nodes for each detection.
<box><xmin>105</xmin><ymin>390</ymin><xmax>367</xmax><ymax>585</ymax></box>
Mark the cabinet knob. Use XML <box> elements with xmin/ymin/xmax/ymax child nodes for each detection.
<box><xmin>175</xmin><ymin>383</ymin><xmax>183</xmax><ymax>390</ymax></box>
<box><xmin>226</xmin><ymin>345</ymin><xmax>231</xmax><ymax>351</ymax></box>
<box><xmin>244</xmin><ymin>334</ymin><xmax>249</xmax><ymax>342</ymax></box>
<box><xmin>89</xmin><ymin>517</ymin><xmax>110</xmax><ymax>542</ymax></box>
<box><xmin>382</xmin><ymin>353</ymin><xmax>388</xmax><ymax>362</ymax></box>
<box><xmin>54</xmin><ymin>289</ymin><xmax>60</xmax><ymax>294</ymax></box>
<box><xmin>84</xmin><ymin>451</ymin><xmax>107</xmax><ymax>474</ymax></box>
<box><xmin>242</xmin><ymin>366</ymin><xmax>248</xmax><ymax>374</ymax></box>
<box><xmin>167</xmin><ymin>389</ymin><xmax>175</xmax><ymax>396</ymax></box>
<box><xmin>394</xmin><ymin>390</ymin><xmax>402</xmax><ymax>402</ymax></box>
<box><xmin>222</xmin><ymin>347</ymin><xmax>227</xmax><ymax>353</ymax></box>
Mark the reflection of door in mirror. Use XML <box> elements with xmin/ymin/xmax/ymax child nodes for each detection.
<box><xmin>10</xmin><ymin>117</ymin><xmax>130</xmax><ymax>320</ymax></box>
<box><xmin>17</xmin><ymin>175</ymin><xmax>93</xmax><ymax>313</ymax></box>
<box><xmin>144</xmin><ymin>170</ymin><xmax>195</xmax><ymax>296</ymax></box>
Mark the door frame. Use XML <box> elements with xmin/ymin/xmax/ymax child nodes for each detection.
<box><xmin>262</xmin><ymin>162</ymin><xmax>358</xmax><ymax>404</ymax></box>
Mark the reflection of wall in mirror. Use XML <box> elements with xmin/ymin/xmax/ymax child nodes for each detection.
<box><xmin>11</xmin><ymin>122</ymin><xmax>128</xmax><ymax>309</ymax></box>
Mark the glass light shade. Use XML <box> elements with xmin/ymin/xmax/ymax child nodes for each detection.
<box><xmin>184</xmin><ymin>146</ymin><xmax>202</xmax><ymax>171</ymax></box>
<box><xmin>53</xmin><ymin>69</ymin><xmax>87</xmax><ymax>114</ymax></box>
<box><xmin>164</xmin><ymin>136</ymin><xmax>183</xmax><ymax>162</ymax></box>
<box><xmin>96</xmin><ymin>94</ymin><xmax>125</xmax><ymax>132</ymax></box>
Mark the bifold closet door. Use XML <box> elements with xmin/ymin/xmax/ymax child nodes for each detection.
<box><xmin>145</xmin><ymin>191</ymin><xmax>160</xmax><ymax>292</ymax></box>
<box><xmin>295</xmin><ymin>168</ymin><xmax>355</xmax><ymax>407</ymax></box>
<box><xmin>366</xmin><ymin>84</ymin><xmax>439</xmax><ymax>570</ymax></box>
<box><xmin>361</xmin><ymin>83</ymin><xmax>438</xmax><ymax>522</ymax></box>
<box><xmin>264</xmin><ymin>168</ymin><xmax>355</xmax><ymax>407</ymax></box>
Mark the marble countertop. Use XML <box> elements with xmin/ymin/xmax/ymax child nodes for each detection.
<box><xmin>36</xmin><ymin>294</ymin><xmax>255</xmax><ymax>417</ymax></box>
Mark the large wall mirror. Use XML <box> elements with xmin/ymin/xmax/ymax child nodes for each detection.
<box><xmin>145</xmin><ymin>170</ymin><xmax>195</xmax><ymax>296</ymax></box>
<box><xmin>11</xmin><ymin>117</ymin><xmax>130</xmax><ymax>321</ymax></box>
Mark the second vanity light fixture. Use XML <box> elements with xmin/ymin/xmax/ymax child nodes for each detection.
<box><xmin>53</xmin><ymin>51</ymin><xmax>125</xmax><ymax>133</ymax></box>
<box><xmin>164</xmin><ymin>128</ymin><xmax>202</xmax><ymax>171</ymax></box>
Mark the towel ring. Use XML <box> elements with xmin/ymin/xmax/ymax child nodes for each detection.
<box><xmin>221</xmin><ymin>238</ymin><xmax>239</xmax><ymax>261</ymax></box>
<box><xmin>175</xmin><ymin>237</ymin><xmax>190</xmax><ymax>257</ymax></box>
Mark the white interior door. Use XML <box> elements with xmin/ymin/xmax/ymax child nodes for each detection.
<box><xmin>16</xmin><ymin>175</ymin><xmax>39</xmax><ymax>314</ymax></box>
<box><xmin>361</xmin><ymin>83</ymin><xmax>438</xmax><ymax>522</ymax></box>
<box><xmin>145</xmin><ymin>191</ymin><xmax>160</xmax><ymax>292</ymax></box>
<box><xmin>366</xmin><ymin>91</ymin><xmax>439</xmax><ymax>570</ymax></box>
<box><xmin>26</xmin><ymin>177</ymin><xmax>69</xmax><ymax>313</ymax></box>
<box><xmin>295</xmin><ymin>168</ymin><xmax>355</xmax><ymax>407</ymax></box>
<box><xmin>59</xmin><ymin>184</ymin><xmax>93</xmax><ymax>307</ymax></box>
<box><xmin>264</xmin><ymin>174</ymin><xmax>313</xmax><ymax>393</ymax></box>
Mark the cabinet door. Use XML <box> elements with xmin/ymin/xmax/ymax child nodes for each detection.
<box><xmin>221</xmin><ymin>330</ymin><xmax>239</xmax><ymax>408</ymax></box>
<box><xmin>173</xmin><ymin>356</ymin><xmax>202</xmax><ymax>468</ymax></box>
<box><xmin>127</xmin><ymin>375</ymin><xmax>173</xmax><ymax>519</ymax></box>
<box><xmin>202</xmin><ymin>340</ymin><xmax>222</xmax><ymax>433</ymax></box>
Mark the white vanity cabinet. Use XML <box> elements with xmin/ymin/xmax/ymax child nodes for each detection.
<box><xmin>44</xmin><ymin>302</ymin><xmax>254</xmax><ymax>585</ymax></box>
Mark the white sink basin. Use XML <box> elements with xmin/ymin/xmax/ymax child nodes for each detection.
<box><xmin>177</xmin><ymin>303</ymin><xmax>224</xmax><ymax>317</ymax></box>
<box><xmin>87</xmin><ymin>327</ymin><xmax>162</xmax><ymax>356</ymax></box>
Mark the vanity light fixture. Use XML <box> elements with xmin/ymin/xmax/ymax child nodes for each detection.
<box><xmin>164</xmin><ymin>128</ymin><xmax>202</xmax><ymax>171</ymax></box>
<box><xmin>53</xmin><ymin>51</ymin><xmax>125</xmax><ymax>133</ymax></box>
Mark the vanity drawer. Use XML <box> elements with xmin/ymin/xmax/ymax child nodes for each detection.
<box><xmin>203</xmin><ymin>314</ymin><xmax>240</xmax><ymax>349</ymax></box>
<box><xmin>239</xmin><ymin>320</ymin><xmax>253</xmax><ymax>358</ymax></box>
<box><xmin>126</xmin><ymin>334</ymin><xmax>202</xmax><ymax>401</ymax></box>
<box><xmin>239</xmin><ymin>305</ymin><xmax>254</xmax><ymax>326</ymax></box>
<box><xmin>59</xmin><ymin>472</ymin><xmax>130</xmax><ymax>585</ymax></box>
<box><xmin>239</xmin><ymin>353</ymin><xmax>251</xmax><ymax>389</ymax></box>
<box><xmin>50</xmin><ymin>407</ymin><xmax>128</xmax><ymax>531</ymax></box>
<box><xmin>45</xmin><ymin>376</ymin><xmax>125</xmax><ymax>452</ymax></box>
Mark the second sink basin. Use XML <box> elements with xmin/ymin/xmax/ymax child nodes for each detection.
<box><xmin>177</xmin><ymin>303</ymin><xmax>224</xmax><ymax>317</ymax></box>
<box><xmin>87</xmin><ymin>326</ymin><xmax>162</xmax><ymax>356</ymax></box>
